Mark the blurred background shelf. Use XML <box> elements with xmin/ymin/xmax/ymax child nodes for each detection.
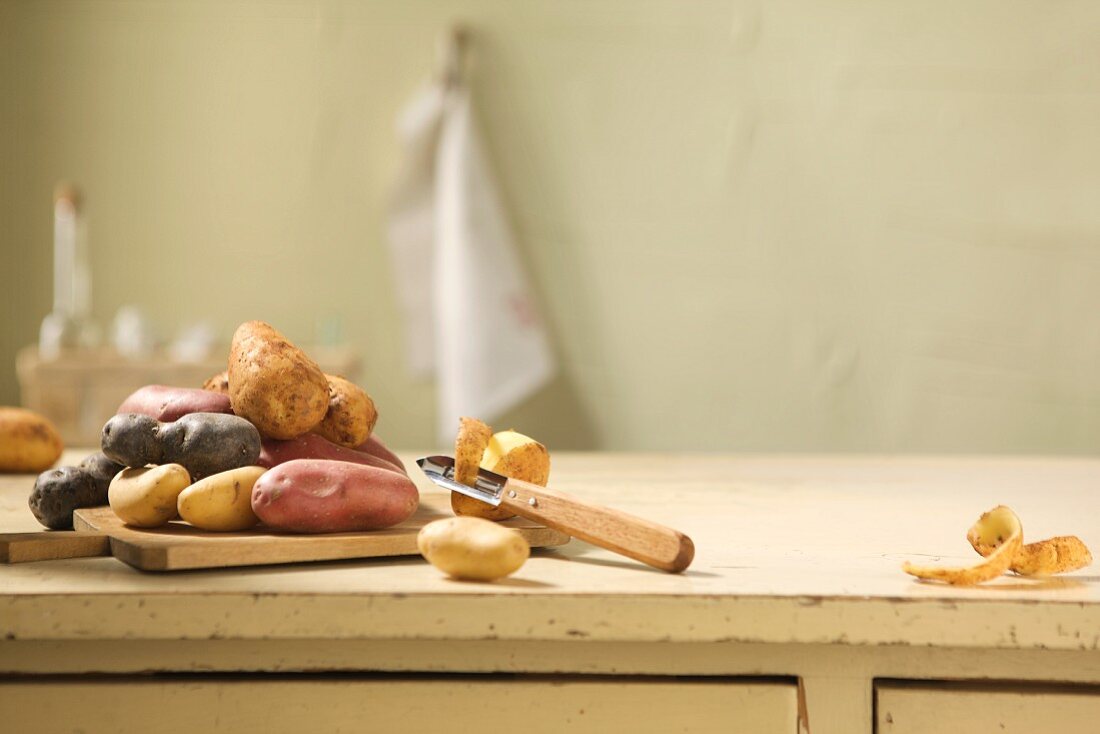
<box><xmin>16</xmin><ymin>346</ymin><xmax>359</xmax><ymax>446</ymax></box>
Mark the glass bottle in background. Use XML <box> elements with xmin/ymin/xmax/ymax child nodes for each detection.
<box><xmin>39</xmin><ymin>183</ymin><xmax>99</xmax><ymax>358</ymax></box>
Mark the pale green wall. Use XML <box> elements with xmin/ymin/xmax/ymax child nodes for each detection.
<box><xmin>4</xmin><ymin>1</ymin><xmax>1100</xmax><ymax>452</ymax></box>
<box><xmin>1</xmin><ymin>1</ymin><xmax>42</xmax><ymax>420</ymax></box>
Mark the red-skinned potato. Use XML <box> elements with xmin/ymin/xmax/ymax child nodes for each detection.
<box><xmin>251</xmin><ymin>459</ymin><xmax>419</xmax><ymax>533</ymax></box>
<box><xmin>116</xmin><ymin>385</ymin><xmax>232</xmax><ymax>422</ymax></box>
<box><xmin>258</xmin><ymin>434</ymin><xmax>404</xmax><ymax>474</ymax></box>
<box><xmin>354</xmin><ymin>434</ymin><xmax>405</xmax><ymax>474</ymax></box>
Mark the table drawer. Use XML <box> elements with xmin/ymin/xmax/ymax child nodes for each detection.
<box><xmin>1</xmin><ymin>675</ymin><xmax>798</xmax><ymax>733</ymax></box>
<box><xmin>877</xmin><ymin>681</ymin><xmax>1100</xmax><ymax>734</ymax></box>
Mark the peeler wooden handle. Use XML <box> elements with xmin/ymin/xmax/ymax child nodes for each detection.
<box><xmin>497</xmin><ymin>479</ymin><xmax>694</xmax><ymax>573</ymax></box>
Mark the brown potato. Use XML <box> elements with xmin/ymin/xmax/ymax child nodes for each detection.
<box><xmin>227</xmin><ymin>321</ymin><xmax>329</xmax><ymax>439</ymax></box>
<box><xmin>452</xmin><ymin>429</ymin><xmax>550</xmax><ymax>521</ymax></box>
<box><xmin>311</xmin><ymin>374</ymin><xmax>378</xmax><ymax>448</ymax></box>
<box><xmin>453</xmin><ymin>417</ymin><xmax>492</xmax><ymax>487</ymax></box>
<box><xmin>0</xmin><ymin>407</ymin><xmax>64</xmax><ymax>473</ymax></box>
<box><xmin>970</xmin><ymin>532</ymin><xmax>1092</xmax><ymax>576</ymax></box>
<box><xmin>202</xmin><ymin>370</ymin><xmax>230</xmax><ymax>395</ymax></box>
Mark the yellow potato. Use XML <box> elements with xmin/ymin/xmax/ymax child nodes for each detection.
<box><xmin>228</xmin><ymin>321</ymin><xmax>330</xmax><ymax>439</ymax></box>
<box><xmin>177</xmin><ymin>465</ymin><xmax>265</xmax><ymax>531</ymax></box>
<box><xmin>108</xmin><ymin>464</ymin><xmax>191</xmax><ymax>528</ymax></box>
<box><xmin>452</xmin><ymin>429</ymin><xmax>550</xmax><ymax>521</ymax></box>
<box><xmin>417</xmin><ymin>516</ymin><xmax>530</xmax><ymax>581</ymax></box>
<box><xmin>311</xmin><ymin>375</ymin><xmax>378</xmax><ymax>449</ymax></box>
<box><xmin>0</xmin><ymin>407</ymin><xmax>64</xmax><ymax>473</ymax></box>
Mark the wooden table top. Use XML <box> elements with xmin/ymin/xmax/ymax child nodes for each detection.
<box><xmin>2</xmin><ymin>451</ymin><xmax>1098</xmax><ymax>650</ymax></box>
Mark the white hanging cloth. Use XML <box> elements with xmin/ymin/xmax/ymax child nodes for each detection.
<box><xmin>387</xmin><ymin>37</ymin><xmax>556</xmax><ymax>443</ymax></box>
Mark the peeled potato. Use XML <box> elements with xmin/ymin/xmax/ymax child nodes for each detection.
<box><xmin>485</xmin><ymin>430</ymin><xmax>551</xmax><ymax>485</ymax></box>
<box><xmin>0</xmin><ymin>407</ymin><xmax>63</xmax><ymax>473</ymax></box>
<box><xmin>903</xmin><ymin>505</ymin><xmax>1023</xmax><ymax>585</ymax></box>
<box><xmin>418</xmin><ymin>516</ymin><xmax>530</xmax><ymax>581</ymax></box>
<box><xmin>311</xmin><ymin>375</ymin><xmax>378</xmax><ymax>449</ymax></box>
<box><xmin>228</xmin><ymin>321</ymin><xmax>330</xmax><ymax>439</ymax></box>
<box><xmin>452</xmin><ymin>429</ymin><xmax>551</xmax><ymax>521</ymax></box>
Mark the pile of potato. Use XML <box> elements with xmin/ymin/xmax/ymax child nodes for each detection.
<box><xmin>14</xmin><ymin>319</ymin><xmax>561</xmax><ymax>584</ymax></box>
<box><xmin>28</xmin><ymin>320</ymin><xmax>418</xmax><ymax>534</ymax></box>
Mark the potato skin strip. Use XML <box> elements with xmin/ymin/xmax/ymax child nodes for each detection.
<box><xmin>902</xmin><ymin>506</ymin><xmax>1023</xmax><ymax>586</ymax></box>
<box><xmin>454</xmin><ymin>417</ymin><xmax>493</xmax><ymax>487</ymax></box>
<box><xmin>971</xmin><ymin>534</ymin><xmax>1093</xmax><ymax>577</ymax></box>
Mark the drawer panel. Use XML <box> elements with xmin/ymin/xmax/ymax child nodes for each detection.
<box><xmin>1</xmin><ymin>676</ymin><xmax>798</xmax><ymax>733</ymax></box>
<box><xmin>877</xmin><ymin>681</ymin><xmax>1100</xmax><ymax>734</ymax></box>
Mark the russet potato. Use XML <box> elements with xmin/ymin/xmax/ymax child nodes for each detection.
<box><xmin>228</xmin><ymin>321</ymin><xmax>329</xmax><ymax>439</ymax></box>
<box><xmin>201</xmin><ymin>370</ymin><xmax>230</xmax><ymax>395</ymax></box>
<box><xmin>311</xmin><ymin>374</ymin><xmax>378</xmax><ymax>449</ymax></box>
<box><xmin>453</xmin><ymin>417</ymin><xmax>492</xmax><ymax>488</ymax></box>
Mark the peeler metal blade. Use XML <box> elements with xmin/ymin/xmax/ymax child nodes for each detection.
<box><xmin>416</xmin><ymin>455</ymin><xmax>507</xmax><ymax>506</ymax></box>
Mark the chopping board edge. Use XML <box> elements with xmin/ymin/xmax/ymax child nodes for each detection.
<box><xmin>72</xmin><ymin>497</ymin><xmax>571</xmax><ymax>572</ymax></box>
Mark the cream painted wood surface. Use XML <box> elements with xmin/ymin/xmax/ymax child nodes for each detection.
<box><xmin>877</xmin><ymin>682</ymin><xmax>1100</xmax><ymax>734</ymax></box>
<box><xmin>3</xmin><ymin>452</ymin><xmax>1100</xmax><ymax>734</ymax></box>
<box><xmin>0</xmin><ymin>677</ymin><xmax>799</xmax><ymax>734</ymax></box>
<box><xmin>2</xmin><ymin>452</ymin><xmax>1098</xmax><ymax>648</ymax></box>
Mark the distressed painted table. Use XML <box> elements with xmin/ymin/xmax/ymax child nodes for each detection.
<box><xmin>2</xmin><ymin>452</ymin><xmax>1099</xmax><ymax>733</ymax></box>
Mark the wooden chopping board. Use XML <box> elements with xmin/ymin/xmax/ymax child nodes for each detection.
<box><xmin>65</xmin><ymin>491</ymin><xmax>569</xmax><ymax>572</ymax></box>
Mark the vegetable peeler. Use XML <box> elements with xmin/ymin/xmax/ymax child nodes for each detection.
<box><xmin>416</xmin><ymin>456</ymin><xmax>695</xmax><ymax>573</ymax></box>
